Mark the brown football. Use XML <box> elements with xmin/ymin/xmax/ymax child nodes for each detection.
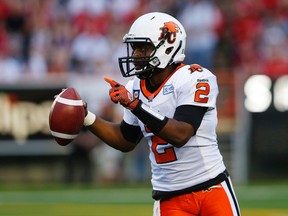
<box><xmin>49</xmin><ymin>88</ymin><xmax>85</xmax><ymax>146</ymax></box>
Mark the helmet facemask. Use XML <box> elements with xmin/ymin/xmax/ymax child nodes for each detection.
<box><xmin>118</xmin><ymin>37</ymin><xmax>161</xmax><ymax>79</ymax></box>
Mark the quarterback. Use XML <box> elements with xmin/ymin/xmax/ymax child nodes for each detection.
<box><xmin>83</xmin><ymin>12</ymin><xmax>241</xmax><ymax>216</ymax></box>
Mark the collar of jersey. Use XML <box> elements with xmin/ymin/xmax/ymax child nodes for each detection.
<box><xmin>140</xmin><ymin>63</ymin><xmax>186</xmax><ymax>100</ymax></box>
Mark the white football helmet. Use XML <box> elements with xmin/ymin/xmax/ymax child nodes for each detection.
<box><xmin>118</xmin><ymin>12</ymin><xmax>186</xmax><ymax>79</ymax></box>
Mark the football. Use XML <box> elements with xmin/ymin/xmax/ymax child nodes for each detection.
<box><xmin>49</xmin><ymin>88</ymin><xmax>85</xmax><ymax>146</ymax></box>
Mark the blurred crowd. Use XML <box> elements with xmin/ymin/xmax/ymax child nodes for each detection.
<box><xmin>0</xmin><ymin>0</ymin><xmax>287</xmax><ymax>82</ymax></box>
<box><xmin>0</xmin><ymin>0</ymin><xmax>183</xmax><ymax>81</ymax></box>
<box><xmin>230</xmin><ymin>0</ymin><xmax>288</xmax><ymax>80</ymax></box>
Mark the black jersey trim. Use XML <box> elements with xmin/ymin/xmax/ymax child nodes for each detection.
<box><xmin>174</xmin><ymin>105</ymin><xmax>208</xmax><ymax>134</ymax></box>
<box><xmin>120</xmin><ymin>120</ymin><xmax>143</xmax><ymax>144</ymax></box>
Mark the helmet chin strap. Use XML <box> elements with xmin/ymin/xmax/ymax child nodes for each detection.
<box><xmin>136</xmin><ymin>65</ymin><xmax>156</xmax><ymax>80</ymax></box>
<box><xmin>136</xmin><ymin>55</ymin><xmax>161</xmax><ymax>79</ymax></box>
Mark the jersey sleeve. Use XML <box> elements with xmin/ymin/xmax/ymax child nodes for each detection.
<box><xmin>176</xmin><ymin>69</ymin><xmax>219</xmax><ymax>109</ymax></box>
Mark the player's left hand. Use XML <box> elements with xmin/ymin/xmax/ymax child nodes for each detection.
<box><xmin>104</xmin><ymin>77</ymin><xmax>139</xmax><ymax>110</ymax></box>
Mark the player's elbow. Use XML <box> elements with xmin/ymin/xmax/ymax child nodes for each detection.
<box><xmin>115</xmin><ymin>142</ymin><xmax>136</xmax><ymax>153</ymax></box>
<box><xmin>161</xmin><ymin>133</ymin><xmax>191</xmax><ymax>148</ymax></box>
<box><xmin>159</xmin><ymin>121</ymin><xmax>195</xmax><ymax>148</ymax></box>
<box><xmin>170</xmin><ymin>136</ymin><xmax>190</xmax><ymax>148</ymax></box>
<box><xmin>119</xmin><ymin>146</ymin><xmax>134</xmax><ymax>153</ymax></box>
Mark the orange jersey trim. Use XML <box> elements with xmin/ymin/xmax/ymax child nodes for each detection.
<box><xmin>140</xmin><ymin>64</ymin><xmax>186</xmax><ymax>100</ymax></box>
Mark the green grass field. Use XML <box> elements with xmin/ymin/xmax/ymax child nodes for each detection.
<box><xmin>0</xmin><ymin>184</ymin><xmax>287</xmax><ymax>216</ymax></box>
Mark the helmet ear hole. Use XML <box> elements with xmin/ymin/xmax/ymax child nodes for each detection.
<box><xmin>165</xmin><ymin>47</ymin><xmax>174</xmax><ymax>54</ymax></box>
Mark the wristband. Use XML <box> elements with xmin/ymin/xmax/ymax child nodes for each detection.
<box><xmin>132</xmin><ymin>101</ymin><xmax>168</xmax><ymax>134</ymax></box>
<box><xmin>84</xmin><ymin>111</ymin><xmax>96</xmax><ymax>126</ymax></box>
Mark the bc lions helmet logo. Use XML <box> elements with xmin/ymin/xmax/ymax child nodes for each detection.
<box><xmin>158</xmin><ymin>21</ymin><xmax>180</xmax><ymax>44</ymax></box>
<box><xmin>163</xmin><ymin>21</ymin><xmax>179</xmax><ymax>33</ymax></box>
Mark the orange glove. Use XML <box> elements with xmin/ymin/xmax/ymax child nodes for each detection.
<box><xmin>104</xmin><ymin>77</ymin><xmax>139</xmax><ymax>110</ymax></box>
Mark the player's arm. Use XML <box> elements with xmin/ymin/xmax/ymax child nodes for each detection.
<box><xmin>132</xmin><ymin>103</ymin><xmax>207</xmax><ymax>148</ymax></box>
<box><xmin>161</xmin><ymin>105</ymin><xmax>208</xmax><ymax>147</ymax></box>
<box><xmin>157</xmin><ymin>118</ymin><xmax>194</xmax><ymax>148</ymax></box>
<box><xmin>84</xmin><ymin>108</ymin><xmax>141</xmax><ymax>152</ymax></box>
<box><xmin>104</xmin><ymin>77</ymin><xmax>207</xmax><ymax>148</ymax></box>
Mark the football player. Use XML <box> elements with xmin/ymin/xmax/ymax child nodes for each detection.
<box><xmin>84</xmin><ymin>12</ymin><xmax>241</xmax><ymax>216</ymax></box>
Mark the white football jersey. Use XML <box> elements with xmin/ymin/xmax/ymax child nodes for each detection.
<box><xmin>123</xmin><ymin>64</ymin><xmax>226</xmax><ymax>192</ymax></box>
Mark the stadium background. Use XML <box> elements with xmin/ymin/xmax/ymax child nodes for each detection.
<box><xmin>0</xmin><ymin>0</ymin><xmax>288</xmax><ymax>215</ymax></box>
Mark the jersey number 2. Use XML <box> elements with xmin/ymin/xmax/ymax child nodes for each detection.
<box><xmin>151</xmin><ymin>136</ymin><xmax>177</xmax><ymax>164</ymax></box>
<box><xmin>194</xmin><ymin>83</ymin><xmax>210</xmax><ymax>103</ymax></box>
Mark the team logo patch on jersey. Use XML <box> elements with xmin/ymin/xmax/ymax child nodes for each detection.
<box><xmin>133</xmin><ymin>89</ymin><xmax>140</xmax><ymax>99</ymax></box>
<box><xmin>163</xmin><ymin>84</ymin><xmax>174</xmax><ymax>95</ymax></box>
<box><xmin>189</xmin><ymin>64</ymin><xmax>203</xmax><ymax>72</ymax></box>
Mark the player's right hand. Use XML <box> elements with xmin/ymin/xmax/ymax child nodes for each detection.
<box><xmin>104</xmin><ymin>77</ymin><xmax>139</xmax><ymax>110</ymax></box>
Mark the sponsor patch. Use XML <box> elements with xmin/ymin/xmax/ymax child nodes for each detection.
<box><xmin>197</xmin><ymin>79</ymin><xmax>209</xmax><ymax>82</ymax></box>
<box><xmin>163</xmin><ymin>84</ymin><xmax>174</xmax><ymax>95</ymax></box>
